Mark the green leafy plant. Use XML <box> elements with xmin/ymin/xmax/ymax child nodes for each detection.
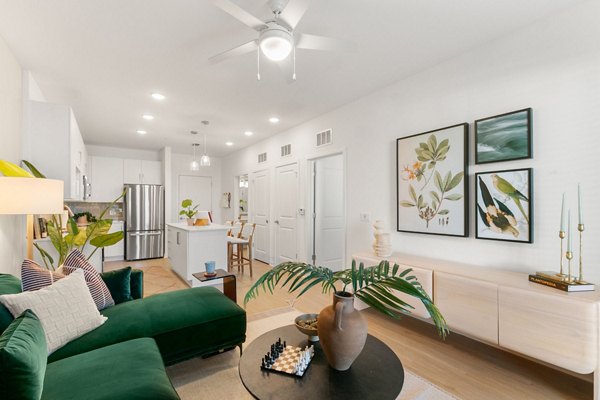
<box><xmin>72</xmin><ymin>211</ymin><xmax>97</xmax><ymax>224</ymax></box>
<box><xmin>0</xmin><ymin>159</ymin><xmax>125</xmax><ymax>269</ymax></box>
<box><xmin>179</xmin><ymin>199</ymin><xmax>199</xmax><ymax>219</ymax></box>
<box><xmin>245</xmin><ymin>260</ymin><xmax>448</xmax><ymax>338</ymax></box>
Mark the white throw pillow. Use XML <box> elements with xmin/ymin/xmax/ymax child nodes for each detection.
<box><xmin>0</xmin><ymin>269</ymin><xmax>107</xmax><ymax>354</ymax></box>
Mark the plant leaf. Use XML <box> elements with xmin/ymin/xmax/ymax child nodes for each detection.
<box><xmin>89</xmin><ymin>231</ymin><xmax>123</xmax><ymax>248</ymax></box>
<box><xmin>408</xmin><ymin>184</ymin><xmax>417</xmax><ymax>202</ymax></box>
<box><xmin>444</xmin><ymin>193</ymin><xmax>463</xmax><ymax>201</ymax></box>
<box><xmin>399</xmin><ymin>201</ymin><xmax>415</xmax><ymax>207</ymax></box>
<box><xmin>446</xmin><ymin>172</ymin><xmax>464</xmax><ymax>191</ymax></box>
<box><xmin>438</xmin><ymin>209</ymin><xmax>449</xmax><ymax>215</ymax></box>
<box><xmin>21</xmin><ymin>160</ymin><xmax>46</xmax><ymax>178</ymax></box>
<box><xmin>0</xmin><ymin>160</ymin><xmax>34</xmax><ymax>177</ymax></box>
<box><xmin>434</xmin><ymin>171</ymin><xmax>443</xmax><ymax>192</ymax></box>
<box><xmin>430</xmin><ymin>191</ymin><xmax>441</xmax><ymax>204</ymax></box>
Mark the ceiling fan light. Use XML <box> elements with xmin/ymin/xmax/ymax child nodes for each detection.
<box><xmin>260</xmin><ymin>28</ymin><xmax>293</xmax><ymax>61</ymax></box>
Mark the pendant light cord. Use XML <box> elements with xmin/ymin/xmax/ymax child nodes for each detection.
<box><xmin>257</xmin><ymin>46</ymin><xmax>261</xmax><ymax>81</ymax></box>
<box><xmin>293</xmin><ymin>43</ymin><xmax>296</xmax><ymax>81</ymax></box>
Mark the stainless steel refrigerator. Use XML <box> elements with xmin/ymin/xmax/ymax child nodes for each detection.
<box><xmin>124</xmin><ymin>184</ymin><xmax>165</xmax><ymax>261</ymax></box>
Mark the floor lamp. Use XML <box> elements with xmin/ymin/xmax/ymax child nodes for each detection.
<box><xmin>0</xmin><ymin>177</ymin><xmax>64</xmax><ymax>259</ymax></box>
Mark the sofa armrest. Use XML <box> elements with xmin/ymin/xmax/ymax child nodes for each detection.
<box><xmin>130</xmin><ymin>269</ymin><xmax>144</xmax><ymax>299</ymax></box>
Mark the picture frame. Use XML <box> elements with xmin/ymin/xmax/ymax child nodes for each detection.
<box><xmin>475</xmin><ymin>168</ymin><xmax>533</xmax><ymax>243</ymax></box>
<box><xmin>475</xmin><ymin>108</ymin><xmax>532</xmax><ymax>164</ymax></box>
<box><xmin>396</xmin><ymin>123</ymin><xmax>468</xmax><ymax>237</ymax></box>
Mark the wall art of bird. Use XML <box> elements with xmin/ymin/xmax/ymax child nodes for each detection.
<box><xmin>491</xmin><ymin>173</ymin><xmax>529</xmax><ymax>224</ymax></box>
<box><xmin>477</xmin><ymin>177</ymin><xmax>519</xmax><ymax>237</ymax></box>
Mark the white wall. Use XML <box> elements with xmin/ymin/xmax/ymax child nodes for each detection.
<box><xmin>221</xmin><ymin>2</ymin><xmax>600</xmax><ymax>281</ymax></box>
<box><xmin>170</xmin><ymin>153</ymin><xmax>223</xmax><ymax>224</ymax></box>
<box><xmin>0</xmin><ymin>35</ymin><xmax>24</xmax><ymax>275</ymax></box>
<box><xmin>87</xmin><ymin>144</ymin><xmax>161</xmax><ymax>161</ymax></box>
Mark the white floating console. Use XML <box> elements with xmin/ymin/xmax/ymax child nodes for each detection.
<box><xmin>352</xmin><ymin>251</ymin><xmax>600</xmax><ymax>398</ymax></box>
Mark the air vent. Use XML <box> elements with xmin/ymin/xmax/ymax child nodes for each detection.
<box><xmin>258</xmin><ymin>152</ymin><xmax>267</xmax><ymax>163</ymax></box>
<box><xmin>280</xmin><ymin>144</ymin><xmax>292</xmax><ymax>157</ymax></box>
<box><xmin>316</xmin><ymin>129</ymin><xmax>332</xmax><ymax>147</ymax></box>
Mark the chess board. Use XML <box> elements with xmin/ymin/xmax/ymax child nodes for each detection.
<box><xmin>261</xmin><ymin>345</ymin><xmax>313</xmax><ymax>377</ymax></box>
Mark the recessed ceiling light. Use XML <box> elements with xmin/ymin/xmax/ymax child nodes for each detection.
<box><xmin>151</xmin><ymin>93</ymin><xmax>165</xmax><ymax>100</ymax></box>
<box><xmin>244</xmin><ymin>131</ymin><xmax>253</xmax><ymax>136</ymax></box>
<box><xmin>142</xmin><ymin>114</ymin><xmax>154</xmax><ymax>120</ymax></box>
<box><xmin>136</xmin><ymin>130</ymin><xmax>147</xmax><ymax>135</ymax></box>
<box><xmin>269</xmin><ymin>117</ymin><xmax>280</xmax><ymax>123</ymax></box>
<box><xmin>225</xmin><ymin>141</ymin><xmax>234</xmax><ymax>146</ymax></box>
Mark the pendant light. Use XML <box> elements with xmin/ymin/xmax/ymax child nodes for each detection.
<box><xmin>190</xmin><ymin>143</ymin><xmax>200</xmax><ymax>171</ymax></box>
<box><xmin>200</xmin><ymin>120</ymin><xmax>211</xmax><ymax>167</ymax></box>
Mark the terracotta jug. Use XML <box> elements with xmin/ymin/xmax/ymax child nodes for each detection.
<box><xmin>318</xmin><ymin>291</ymin><xmax>368</xmax><ymax>371</ymax></box>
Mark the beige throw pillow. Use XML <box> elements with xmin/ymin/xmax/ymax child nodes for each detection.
<box><xmin>0</xmin><ymin>269</ymin><xmax>107</xmax><ymax>354</ymax></box>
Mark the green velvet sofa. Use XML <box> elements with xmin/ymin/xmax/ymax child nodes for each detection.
<box><xmin>0</xmin><ymin>269</ymin><xmax>247</xmax><ymax>400</ymax></box>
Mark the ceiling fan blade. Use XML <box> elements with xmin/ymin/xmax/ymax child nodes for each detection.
<box><xmin>208</xmin><ymin>40</ymin><xmax>258</xmax><ymax>64</ymax></box>
<box><xmin>212</xmin><ymin>0</ymin><xmax>268</xmax><ymax>31</ymax></box>
<box><xmin>296</xmin><ymin>33</ymin><xmax>354</xmax><ymax>52</ymax></box>
<box><xmin>279</xmin><ymin>0</ymin><xmax>311</xmax><ymax>30</ymax></box>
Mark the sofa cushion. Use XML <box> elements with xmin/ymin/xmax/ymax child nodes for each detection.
<box><xmin>0</xmin><ymin>309</ymin><xmax>47</xmax><ymax>400</ymax></box>
<box><xmin>48</xmin><ymin>286</ymin><xmax>246</xmax><ymax>365</ymax></box>
<box><xmin>0</xmin><ymin>274</ymin><xmax>21</xmax><ymax>334</ymax></box>
<box><xmin>42</xmin><ymin>338</ymin><xmax>180</xmax><ymax>400</ymax></box>
<box><xmin>0</xmin><ymin>270</ymin><xmax>107</xmax><ymax>354</ymax></box>
<box><xmin>100</xmin><ymin>267</ymin><xmax>133</xmax><ymax>304</ymax></box>
<box><xmin>21</xmin><ymin>260</ymin><xmax>65</xmax><ymax>292</ymax></box>
<box><xmin>63</xmin><ymin>250</ymin><xmax>115</xmax><ymax>310</ymax></box>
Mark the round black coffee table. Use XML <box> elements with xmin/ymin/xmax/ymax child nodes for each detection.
<box><xmin>239</xmin><ymin>325</ymin><xmax>404</xmax><ymax>400</ymax></box>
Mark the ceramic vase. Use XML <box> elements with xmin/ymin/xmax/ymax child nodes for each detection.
<box><xmin>318</xmin><ymin>291</ymin><xmax>368</xmax><ymax>371</ymax></box>
<box><xmin>373</xmin><ymin>220</ymin><xmax>392</xmax><ymax>257</ymax></box>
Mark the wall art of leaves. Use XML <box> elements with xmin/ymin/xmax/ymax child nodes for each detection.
<box><xmin>396</xmin><ymin>123</ymin><xmax>468</xmax><ymax>237</ymax></box>
<box><xmin>475</xmin><ymin>168</ymin><xmax>533</xmax><ymax>243</ymax></box>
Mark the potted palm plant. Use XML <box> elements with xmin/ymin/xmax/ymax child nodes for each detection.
<box><xmin>245</xmin><ymin>260</ymin><xmax>447</xmax><ymax>371</ymax></box>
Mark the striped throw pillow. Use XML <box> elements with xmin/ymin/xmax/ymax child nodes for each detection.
<box><xmin>21</xmin><ymin>259</ymin><xmax>66</xmax><ymax>292</ymax></box>
<box><xmin>62</xmin><ymin>250</ymin><xmax>115</xmax><ymax>310</ymax></box>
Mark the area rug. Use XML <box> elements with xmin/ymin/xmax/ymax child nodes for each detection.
<box><xmin>167</xmin><ymin>308</ymin><xmax>458</xmax><ymax>400</ymax></box>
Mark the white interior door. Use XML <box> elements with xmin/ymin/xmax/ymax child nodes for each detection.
<box><xmin>251</xmin><ymin>170</ymin><xmax>270</xmax><ymax>263</ymax></box>
<box><xmin>275</xmin><ymin>163</ymin><xmax>298</xmax><ymax>265</ymax></box>
<box><xmin>313</xmin><ymin>154</ymin><xmax>345</xmax><ymax>270</ymax></box>
<box><xmin>178</xmin><ymin>175</ymin><xmax>212</xmax><ymax>221</ymax></box>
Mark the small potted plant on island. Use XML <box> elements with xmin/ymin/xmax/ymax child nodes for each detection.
<box><xmin>180</xmin><ymin>199</ymin><xmax>199</xmax><ymax>226</ymax></box>
<box><xmin>245</xmin><ymin>260</ymin><xmax>448</xmax><ymax>371</ymax></box>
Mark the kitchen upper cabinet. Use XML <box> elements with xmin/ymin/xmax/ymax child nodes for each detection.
<box><xmin>28</xmin><ymin>101</ymin><xmax>88</xmax><ymax>200</ymax></box>
<box><xmin>89</xmin><ymin>156</ymin><xmax>124</xmax><ymax>202</ymax></box>
<box><xmin>124</xmin><ymin>159</ymin><xmax>162</xmax><ymax>185</ymax></box>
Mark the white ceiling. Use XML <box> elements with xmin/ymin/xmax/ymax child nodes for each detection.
<box><xmin>0</xmin><ymin>0</ymin><xmax>584</xmax><ymax>156</ymax></box>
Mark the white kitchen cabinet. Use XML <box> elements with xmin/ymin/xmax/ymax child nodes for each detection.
<box><xmin>28</xmin><ymin>100</ymin><xmax>88</xmax><ymax>200</ymax></box>
<box><xmin>123</xmin><ymin>159</ymin><xmax>162</xmax><ymax>185</ymax></box>
<box><xmin>103</xmin><ymin>221</ymin><xmax>124</xmax><ymax>261</ymax></box>
<box><xmin>89</xmin><ymin>156</ymin><xmax>124</xmax><ymax>202</ymax></box>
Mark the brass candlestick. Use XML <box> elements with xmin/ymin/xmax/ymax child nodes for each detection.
<box><xmin>558</xmin><ymin>231</ymin><xmax>566</xmax><ymax>278</ymax></box>
<box><xmin>566</xmin><ymin>251</ymin><xmax>574</xmax><ymax>283</ymax></box>
<box><xmin>576</xmin><ymin>224</ymin><xmax>586</xmax><ymax>283</ymax></box>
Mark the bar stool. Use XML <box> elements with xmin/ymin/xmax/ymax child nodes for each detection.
<box><xmin>228</xmin><ymin>223</ymin><xmax>256</xmax><ymax>277</ymax></box>
<box><xmin>227</xmin><ymin>221</ymin><xmax>244</xmax><ymax>272</ymax></box>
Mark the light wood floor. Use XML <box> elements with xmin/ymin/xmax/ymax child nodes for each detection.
<box><xmin>105</xmin><ymin>258</ymin><xmax>593</xmax><ymax>400</ymax></box>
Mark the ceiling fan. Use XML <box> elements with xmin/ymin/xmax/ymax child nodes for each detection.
<box><xmin>209</xmin><ymin>0</ymin><xmax>352</xmax><ymax>80</ymax></box>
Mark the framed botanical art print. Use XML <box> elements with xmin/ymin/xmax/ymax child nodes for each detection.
<box><xmin>475</xmin><ymin>108</ymin><xmax>532</xmax><ymax>164</ymax></box>
<box><xmin>396</xmin><ymin>123</ymin><xmax>468</xmax><ymax>237</ymax></box>
<box><xmin>475</xmin><ymin>168</ymin><xmax>533</xmax><ymax>243</ymax></box>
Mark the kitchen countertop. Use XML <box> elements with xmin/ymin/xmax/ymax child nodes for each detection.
<box><xmin>166</xmin><ymin>222</ymin><xmax>229</xmax><ymax>232</ymax></box>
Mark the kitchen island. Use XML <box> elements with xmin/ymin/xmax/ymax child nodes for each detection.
<box><xmin>166</xmin><ymin>222</ymin><xmax>229</xmax><ymax>287</ymax></box>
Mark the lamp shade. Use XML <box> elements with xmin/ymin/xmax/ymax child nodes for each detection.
<box><xmin>0</xmin><ymin>177</ymin><xmax>64</xmax><ymax>215</ymax></box>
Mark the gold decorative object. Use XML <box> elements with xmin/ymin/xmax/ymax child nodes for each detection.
<box><xmin>576</xmin><ymin>224</ymin><xmax>586</xmax><ymax>284</ymax></box>
<box><xmin>558</xmin><ymin>230</ymin><xmax>566</xmax><ymax>277</ymax></box>
<box><xmin>565</xmin><ymin>250</ymin><xmax>574</xmax><ymax>283</ymax></box>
